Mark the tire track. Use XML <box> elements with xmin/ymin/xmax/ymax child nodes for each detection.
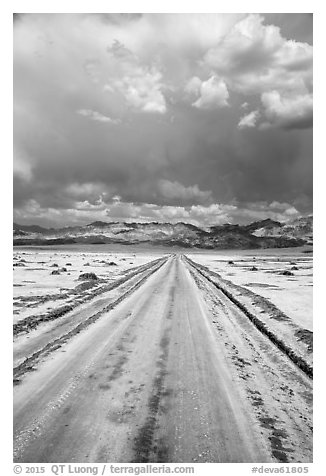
<box><xmin>14</xmin><ymin>256</ymin><xmax>167</xmax><ymax>337</ymax></box>
<box><xmin>14</xmin><ymin>256</ymin><xmax>169</xmax><ymax>383</ymax></box>
<box><xmin>184</xmin><ymin>255</ymin><xmax>312</xmax><ymax>379</ymax></box>
<box><xmin>183</xmin><ymin>255</ymin><xmax>312</xmax><ymax>463</ymax></box>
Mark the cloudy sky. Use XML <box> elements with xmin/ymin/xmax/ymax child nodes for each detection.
<box><xmin>13</xmin><ymin>13</ymin><xmax>313</xmax><ymax>228</ymax></box>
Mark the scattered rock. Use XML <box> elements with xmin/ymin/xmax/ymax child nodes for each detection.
<box><xmin>78</xmin><ymin>272</ymin><xmax>98</xmax><ymax>281</ymax></box>
<box><xmin>84</xmin><ymin>262</ymin><xmax>90</xmax><ymax>266</ymax></box>
<box><xmin>291</xmin><ymin>266</ymin><xmax>299</xmax><ymax>271</ymax></box>
<box><xmin>50</xmin><ymin>263</ymin><xmax>59</xmax><ymax>267</ymax></box>
<box><xmin>250</xmin><ymin>266</ymin><xmax>258</xmax><ymax>271</ymax></box>
<box><xmin>51</xmin><ymin>270</ymin><xmax>60</xmax><ymax>275</ymax></box>
<box><xmin>107</xmin><ymin>261</ymin><xmax>118</xmax><ymax>266</ymax></box>
<box><xmin>281</xmin><ymin>270</ymin><xmax>294</xmax><ymax>276</ymax></box>
<box><xmin>74</xmin><ymin>280</ymin><xmax>97</xmax><ymax>292</ymax></box>
<box><xmin>13</xmin><ymin>262</ymin><xmax>26</xmax><ymax>267</ymax></box>
<box><xmin>60</xmin><ymin>267</ymin><xmax>67</xmax><ymax>272</ymax></box>
<box><xmin>66</xmin><ymin>263</ymin><xmax>72</xmax><ymax>266</ymax></box>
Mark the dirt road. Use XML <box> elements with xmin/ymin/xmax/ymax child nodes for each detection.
<box><xmin>14</xmin><ymin>255</ymin><xmax>312</xmax><ymax>463</ymax></box>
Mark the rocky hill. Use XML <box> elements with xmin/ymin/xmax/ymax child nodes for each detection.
<box><xmin>13</xmin><ymin>216</ymin><xmax>313</xmax><ymax>249</ymax></box>
<box><xmin>251</xmin><ymin>215</ymin><xmax>313</xmax><ymax>244</ymax></box>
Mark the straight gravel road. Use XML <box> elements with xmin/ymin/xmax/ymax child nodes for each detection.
<box><xmin>14</xmin><ymin>255</ymin><xmax>312</xmax><ymax>463</ymax></box>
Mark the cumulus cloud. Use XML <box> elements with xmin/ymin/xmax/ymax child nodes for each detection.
<box><xmin>186</xmin><ymin>76</ymin><xmax>229</xmax><ymax>109</ymax></box>
<box><xmin>260</xmin><ymin>90</ymin><xmax>313</xmax><ymax>129</ymax></box>
<box><xmin>14</xmin><ymin>196</ymin><xmax>235</xmax><ymax>228</ymax></box>
<box><xmin>14</xmin><ymin>197</ymin><xmax>303</xmax><ymax>229</ymax></box>
<box><xmin>64</xmin><ymin>182</ymin><xmax>115</xmax><ymax>204</ymax></box>
<box><xmin>203</xmin><ymin>14</ymin><xmax>312</xmax><ymax>96</ymax></box>
<box><xmin>99</xmin><ymin>39</ymin><xmax>167</xmax><ymax>114</ymax></box>
<box><xmin>202</xmin><ymin>14</ymin><xmax>313</xmax><ymax>130</ymax></box>
<box><xmin>120</xmin><ymin>73</ymin><xmax>166</xmax><ymax>114</ymax></box>
<box><xmin>229</xmin><ymin>200</ymin><xmax>301</xmax><ymax>224</ymax></box>
<box><xmin>238</xmin><ymin>110</ymin><xmax>260</xmax><ymax>129</ymax></box>
<box><xmin>105</xmin><ymin>68</ymin><xmax>166</xmax><ymax>114</ymax></box>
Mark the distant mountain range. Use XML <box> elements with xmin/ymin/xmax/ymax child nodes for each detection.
<box><xmin>13</xmin><ymin>215</ymin><xmax>313</xmax><ymax>249</ymax></box>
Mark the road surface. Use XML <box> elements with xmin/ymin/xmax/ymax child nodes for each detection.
<box><xmin>14</xmin><ymin>255</ymin><xmax>312</xmax><ymax>463</ymax></box>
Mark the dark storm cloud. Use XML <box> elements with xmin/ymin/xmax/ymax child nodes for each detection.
<box><xmin>13</xmin><ymin>13</ymin><xmax>312</xmax><ymax>226</ymax></box>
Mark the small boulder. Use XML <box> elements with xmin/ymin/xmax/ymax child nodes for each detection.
<box><xmin>84</xmin><ymin>262</ymin><xmax>90</xmax><ymax>266</ymax></box>
<box><xmin>50</xmin><ymin>263</ymin><xmax>59</xmax><ymax>267</ymax></box>
<box><xmin>51</xmin><ymin>270</ymin><xmax>60</xmax><ymax>275</ymax></box>
<box><xmin>60</xmin><ymin>267</ymin><xmax>67</xmax><ymax>272</ymax></box>
<box><xmin>281</xmin><ymin>270</ymin><xmax>294</xmax><ymax>276</ymax></box>
<box><xmin>66</xmin><ymin>263</ymin><xmax>72</xmax><ymax>266</ymax></box>
<box><xmin>107</xmin><ymin>261</ymin><xmax>117</xmax><ymax>266</ymax></box>
<box><xmin>228</xmin><ymin>260</ymin><xmax>234</xmax><ymax>265</ymax></box>
<box><xmin>291</xmin><ymin>266</ymin><xmax>299</xmax><ymax>271</ymax></box>
<box><xmin>78</xmin><ymin>272</ymin><xmax>98</xmax><ymax>281</ymax></box>
<box><xmin>250</xmin><ymin>266</ymin><xmax>258</xmax><ymax>271</ymax></box>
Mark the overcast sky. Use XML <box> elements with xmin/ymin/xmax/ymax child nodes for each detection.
<box><xmin>13</xmin><ymin>13</ymin><xmax>313</xmax><ymax>228</ymax></box>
